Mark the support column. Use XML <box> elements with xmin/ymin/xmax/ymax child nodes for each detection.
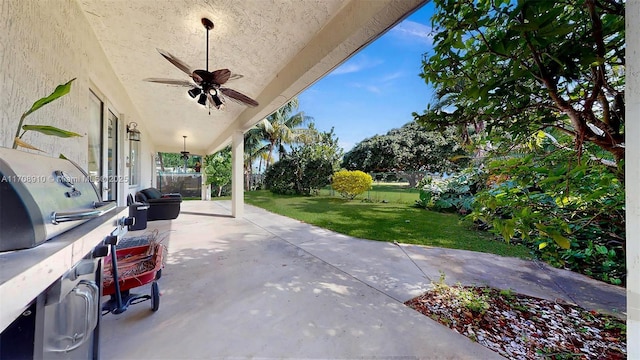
<box><xmin>627</xmin><ymin>2</ymin><xmax>639</xmax><ymax>357</ymax></box>
<box><xmin>201</xmin><ymin>172</ymin><xmax>210</xmax><ymax>201</ymax></box>
<box><xmin>231</xmin><ymin>130</ymin><xmax>244</xmax><ymax>218</ymax></box>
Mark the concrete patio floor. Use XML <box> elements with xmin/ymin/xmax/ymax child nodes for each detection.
<box><xmin>100</xmin><ymin>200</ymin><xmax>625</xmax><ymax>359</ymax></box>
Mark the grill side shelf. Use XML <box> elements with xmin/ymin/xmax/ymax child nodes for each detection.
<box><xmin>0</xmin><ymin>206</ymin><xmax>127</xmax><ymax>333</ymax></box>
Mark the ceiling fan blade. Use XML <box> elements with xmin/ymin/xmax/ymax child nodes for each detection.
<box><xmin>211</xmin><ymin>69</ymin><xmax>231</xmax><ymax>85</ymax></box>
<box><xmin>156</xmin><ymin>48</ymin><xmax>194</xmax><ymax>76</ymax></box>
<box><xmin>143</xmin><ymin>78</ymin><xmax>194</xmax><ymax>87</ymax></box>
<box><xmin>220</xmin><ymin>88</ymin><xmax>259</xmax><ymax>107</ymax></box>
<box><xmin>192</xmin><ymin>72</ymin><xmax>203</xmax><ymax>84</ymax></box>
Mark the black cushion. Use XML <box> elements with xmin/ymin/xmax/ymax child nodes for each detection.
<box><xmin>141</xmin><ymin>188</ymin><xmax>163</xmax><ymax>199</ymax></box>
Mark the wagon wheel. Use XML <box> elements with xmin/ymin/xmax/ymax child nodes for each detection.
<box><xmin>151</xmin><ymin>282</ymin><xmax>160</xmax><ymax>311</ymax></box>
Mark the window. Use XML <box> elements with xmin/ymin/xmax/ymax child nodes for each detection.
<box><xmin>129</xmin><ymin>138</ymin><xmax>139</xmax><ymax>186</ymax></box>
<box><xmin>88</xmin><ymin>88</ymin><xmax>122</xmax><ymax>202</ymax></box>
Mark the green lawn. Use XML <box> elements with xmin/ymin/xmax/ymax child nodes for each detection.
<box><xmin>244</xmin><ymin>189</ymin><xmax>532</xmax><ymax>259</ymax></box>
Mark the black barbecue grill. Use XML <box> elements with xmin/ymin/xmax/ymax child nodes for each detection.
<box><xmin>0</xmin><ymin>147</ymin><xmax>131</xmax><ymax>359</ymax></box>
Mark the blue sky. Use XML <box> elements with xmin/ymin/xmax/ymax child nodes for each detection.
<box><xmin>298</xmin><ymin>3</ymin><xmax>435</xmax><ymax>152</ymax></box>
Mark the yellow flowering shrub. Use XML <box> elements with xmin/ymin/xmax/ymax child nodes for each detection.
<box><xmin>331</xmin><ymin>170</ymin><xmax>372</xmax><ymax>200</ymax></box>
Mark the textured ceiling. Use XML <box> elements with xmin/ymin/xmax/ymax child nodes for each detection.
<box><xmin>77</xmin><ymin>0</ymin><xmax>425</xmax><ymax>154</ymax></box>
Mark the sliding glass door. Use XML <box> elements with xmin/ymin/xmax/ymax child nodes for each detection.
<box><xmin>88</xmin><ymin>90</ymin><xmax>120</xmax><ymax>202</ymax></box>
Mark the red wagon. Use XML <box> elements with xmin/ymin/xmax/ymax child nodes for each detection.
<box><xmin>102</xmin><ymin>240</ymin><xmax>164</xmax><ymax>314</ymax></box>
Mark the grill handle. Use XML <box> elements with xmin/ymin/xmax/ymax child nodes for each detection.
<box><xmin>51</xmin><ymin>201</ymin><xmax>117</xmax><ymax>225</ymax></box>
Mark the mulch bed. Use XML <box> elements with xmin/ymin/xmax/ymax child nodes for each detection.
<box><xmin>405</xmin><ymin>284</ymin><xmax>626</xmax><ymax>359</ymax></box>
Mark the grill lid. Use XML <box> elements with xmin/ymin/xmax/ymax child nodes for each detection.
<box><xmin>0</xmin><ymin>147</ymin><xmax>115</xmax><ymax>252</ymax></box>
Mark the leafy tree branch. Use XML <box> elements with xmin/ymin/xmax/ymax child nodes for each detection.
<box><xmin>415</xmin><ymin>0</ymin><xmax>625</xmax><ymax>172</ymax></box>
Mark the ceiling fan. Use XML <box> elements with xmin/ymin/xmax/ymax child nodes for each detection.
<box><xmin>144</xmin><ymin>18</ymin><xmax>259</xmax><ymax>111</ymax></box>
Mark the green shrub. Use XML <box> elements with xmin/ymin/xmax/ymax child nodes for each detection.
<box><xmin>331</xmin><ymin>170</ymin><xmax>372</xmax><ymax>200</ymax></box>
<box><xmin>469</xmin><ymin>151</ymin><xmax>625</xmax><ymax>285</ymax></box>
<box><xmin>415</xmin><ymin>168</ymin><xmax>484</xmax><ymax>214</ymax></box>
<box><xmin>264</xmin><ymin>152</ymin><xmax>333</xmax><ymax>195</ymax></box>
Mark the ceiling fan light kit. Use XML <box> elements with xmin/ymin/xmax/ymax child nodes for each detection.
<box><xmin>197</xmin><ymin>93</ymin><xmax>207</xmax><ymax>106</ymax></box>
<box><xmin>144</xmin><ymin>17</ymin><xmax>258</xmax><ymax>112</ymax></box>
<box><xmin>188</xmin><ymin>87</ymin><xmax>201</xmax><ymax>98</ymax></box>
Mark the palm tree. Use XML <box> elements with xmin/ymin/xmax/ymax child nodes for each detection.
<box><xmin>259</xmin><ymin>97</ymin><xmax>316</xmax><ymax>167</ymax></box>
<box><xmin>244</xmin><ymin>126</ymin><xmax>270</xmax><ymax>190</ymax></box>
<box><xmin>242</xmin><ymin>97</ymin><xmax>319</xmax><ymax>189</ymax></box>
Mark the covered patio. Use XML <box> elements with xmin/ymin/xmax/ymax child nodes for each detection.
<box><xmin>0</xmin><ymin>0</ymin><xmax>638</xmax><ymax>356</ymax></box>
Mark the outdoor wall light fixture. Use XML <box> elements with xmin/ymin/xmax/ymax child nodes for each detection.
<box><xmin>126</xmin><ymin>122</ymin><xmax>141</xmax><ymax>141</ymax></box>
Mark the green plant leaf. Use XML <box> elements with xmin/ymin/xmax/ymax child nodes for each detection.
<box><xmin>22</xmin><ymin>78</ymin><xmax>76</xmax><ymax>118</ymax></box>
<box><xmin>510</xmin><ymin>23</ymin><xmax>539</xmax><ymax>32</ymax></box>
<box><xmin>538</xmin><ymin>242</ymin><xmax>548</xmax><ymax>250</ymax></box>
<box><xmin>22</xmin><ymin>125</ymin><xmax>81</xmax><ymax>138</ymax></box>
<box><xmin>550</xmin><ymin>232</ymin><xmax>570</xmax><ymax>249</ymax></box>
<box><xmin>595</xmin><ymin>245</ymin><xmax>608</xmax><ymax>255</ymax></box>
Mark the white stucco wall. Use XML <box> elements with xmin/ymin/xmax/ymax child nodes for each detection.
<box><xmin>0</xmin><ymin>0</ymin><xmax>155</xmax><ymax>202</ymax></box>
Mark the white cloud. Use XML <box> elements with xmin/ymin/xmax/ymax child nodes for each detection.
<box><xmin>346</xmin><ymin>71</ymin><xmax>405</xmax><ymax>95</ymax></box>
<box><xmin>331</xmin><ymin>55</ymin><xmax>383</xmax><ymax>75</ymax></box>
<box><xmin>381</xmin><ymin>71</ymin><xmax>404</xmax><ymax>82</ymax></box>
<box><xmin>332</xmin><ymin>63</ymin><xmax>364</xmax><ymax>75</ymax></box>
<box><xmin>364</xmin><ymin>85</ymin><xmax>382</xmax><ymax>94</ymax></box>
<box><xmin>391</xmin><ymin>20</ymin><xmax>433</xmax><ymax>44</ymax></box>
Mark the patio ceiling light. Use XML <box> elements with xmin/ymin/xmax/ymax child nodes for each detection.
<box><xmin>180</xmin><ymin>135</ymin><xmax>190</xmax><ymax>161</ymax></box>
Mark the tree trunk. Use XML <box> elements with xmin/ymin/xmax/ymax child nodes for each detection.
<box><xmin>399</xmin><ymin>171</ymin><xmax>424</xmax><ymax>188</ymax></box>
<box><xmin>158</xmin><ymin>152</ymin><xmax>165</xmax><ymax>172</ymax></box>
